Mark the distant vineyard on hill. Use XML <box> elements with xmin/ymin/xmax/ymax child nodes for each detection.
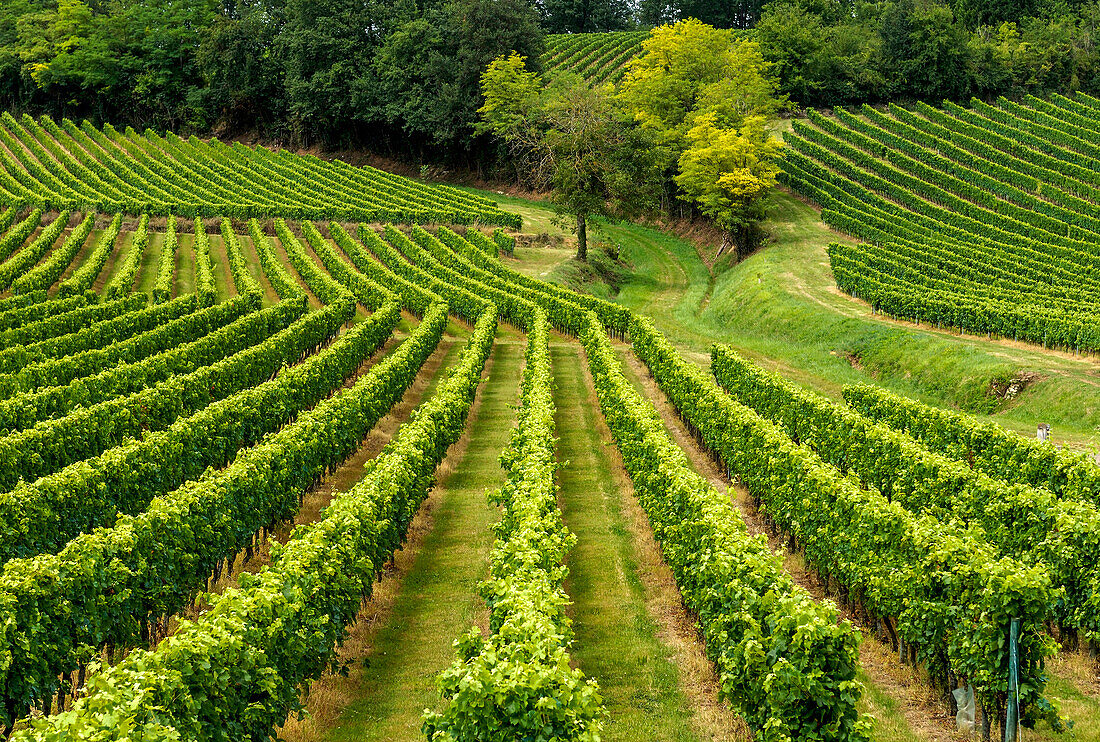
<box><xmin>543</xmin><ymin>31</ymin><xmax>648</xmax><ymax>84</ymax></box>
<box><xmin>782</xmin><ymin>93</ymin><xmax>1100</xmax><ymax>352</ymax></box>
<box><xmin>0</xmin><ymin>111</ymin><xmax>518</xmax><ymax>227</ymax></box>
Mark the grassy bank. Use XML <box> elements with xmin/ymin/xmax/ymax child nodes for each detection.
<box><xmin>473</xmin><ymin>185</ymin><xmax>1100</xmax><ymax>449</ymax></box>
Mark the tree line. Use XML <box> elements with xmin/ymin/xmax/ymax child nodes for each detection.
<box><xmin>756</xmin><ymin>0</ymin><xmax>1100</xmax><ymax>109</ymax></box>
<box><xmin>1</xmin><ymin>0</ymin><xmax>546</xmax><ymax>159</ymax></box>
<box><xmin>4</xmin><ymin>0</ymin><xmax>1100</xmax><ymax>266</ymax></box>
<box><xmin>4</xmin><ymin>0</ymin><xmax>1100</xmax><ymax>153</ymax></box>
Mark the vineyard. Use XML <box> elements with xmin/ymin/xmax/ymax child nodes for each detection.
<box><xmin>543</xmin><ymin>31</ymin><xmax>648</xmax><ymax>84</ymax></box>
<box><xmin>781</xmin><ymin>93</ymin><xmax>1100</xmax><ymax>352</ymax></box>
<box><xmin>0</xmin><ymin>109</ymin><xmax>1096</xmax><ymax>742</ymax></box>
<box><xmin>0</xmin><ymin>112</ymin><xmax>516</xmax><ymax>227</ymax></box>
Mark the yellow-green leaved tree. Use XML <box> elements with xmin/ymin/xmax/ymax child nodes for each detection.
<box><xmin>618</xmin><ymin>19</ymin><xmax>785</xmax><ymax>259</ymax></box>
<box><xmin>675</xmin><ymin>113</ymin><xmax>781</xmax><ymax>260</ymax></box>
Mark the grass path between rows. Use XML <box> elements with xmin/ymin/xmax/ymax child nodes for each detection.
<box><xmin>90</xmin><ymin>223</ymin><xmax>127</xmax><ymax>293</ymax></box>
<box><xmin>321</xmin><ymin>337</ymin><xmax>522</xmax><ymax>742</ymax></box>
<box><xmin>133</xmin><ymin>229</ymin><xmax>163</xmax><ymax>295</ymax></box>
<box><xmin>174</xmin><ymin>232</ymin><xmax>195</xmax><ymax>298</ymax></box>
<box><xmin>238</xmin><ymin>232</ymin><xmax>281</xmax><ymax>306</ymax></box>
<box><xmin>206</xmin><ymin>232</ymin><xmax>235</xmax><ymax>302</ymax></box>
<box><xmin>551</xmin><ymin>343</ymin><xmax>739</xmax><ymax>742</ymax></box>
<box><xmin>50</xmin><ymin>225</ymin><xmax>99</xmax><ymax>296</ymax></box>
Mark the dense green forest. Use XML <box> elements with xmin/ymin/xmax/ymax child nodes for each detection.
<box><xmin>3</xmin><ymin>0</ymin><xmax>1100</xmax><ymax>156</ymax></box>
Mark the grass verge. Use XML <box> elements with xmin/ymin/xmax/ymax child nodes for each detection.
<box><xmin>553</xmin><ymin>342</ymin><xmax>743</xmax><ymax>742</ymax></box>
<box><xmin>320</xmin><ymin>337</ymin><xmax>522</xmax><ymax>742</ymax></box>
<box><xmin>462</xmin><ymin>183</ymin><xmax>1100</xmax><ymax>448</ymax></box>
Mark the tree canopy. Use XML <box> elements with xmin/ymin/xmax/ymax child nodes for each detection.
<box><xmin>675</xmin><ymin>112</ymin><xmax>780</xmax><ymax>258</ymax></box>
<box><xmin>617</xmin><ymin>19</ymin><xmax>784</xmax><ymax>256</ymax></box>
<box><xmin>753</xmin><ymin>0</ymin><xmax>1100</xmax><ymax>107</ymax></box>
<box><xmin>618</xmin><ymin>20</ymin><xmax>782</xmax><ymax>156</ymax></box>
<box><xmin>479</xmin><ymin>19</ymin><xmax>785</xmax><ymax>262</ymax></box>
<box><xmin>3</xmin><ymin>0</ymin><xmax>1100</xmax><ymax>152</ymax></box>
<box><xmin>0</xmin><ymin>0</ymin><xmax>543</xmax><ymax>156</ymax></box>
<box><xmin>540</xmin><ymin>0</ymin><xmax>634</xmax><ymax>32</ymax></box>
<box><xmin>480</xmin><ymin>53</ymin><xmax>660</xmax><ymax>259</ymax></box>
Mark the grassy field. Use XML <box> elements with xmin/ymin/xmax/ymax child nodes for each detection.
<box><xmin>476</xmin><ymin>186</ymin><xmax>1100</xmax><ymax>450</ymax></box>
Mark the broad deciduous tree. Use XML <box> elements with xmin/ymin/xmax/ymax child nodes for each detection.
<box><xmin>480</xmin><ymin>53</ymin><xmax>659</xmax><ymax>260</ymax></box>
<box><xmin>674</xmin><ymin>113</ymin><xmax>780</xmax><ymax>259</ymax></box>
<box><xmin>618</xmin><ymin>19</ymin><xmax>784</xmax><ymax>259</ymax></box>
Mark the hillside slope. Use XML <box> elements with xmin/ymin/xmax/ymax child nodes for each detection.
<box><xmin>486</xmin><ymin>188</ymin><xmax>1100</xmax><ymax>449</ymax></box>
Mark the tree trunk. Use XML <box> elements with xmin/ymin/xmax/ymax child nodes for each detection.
<box><xmin>576</xmin><ymin>214</ymin><xmax>588</xmax><ymax>261</ymax></box>
<box><xmin>981</xmin><ymin>697</ymin><xmax>992</xmax><ymax>742</ymax></box>
<box><xmin>717</xmin><ymin>229</ymin><xmax>741</xmax><ymax>262</ymax></box>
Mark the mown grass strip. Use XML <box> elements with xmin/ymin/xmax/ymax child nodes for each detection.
<box><xmin>324</xmin><ymin>339</ymin><xmax>523</xmax><ymax>742</ymax></box>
